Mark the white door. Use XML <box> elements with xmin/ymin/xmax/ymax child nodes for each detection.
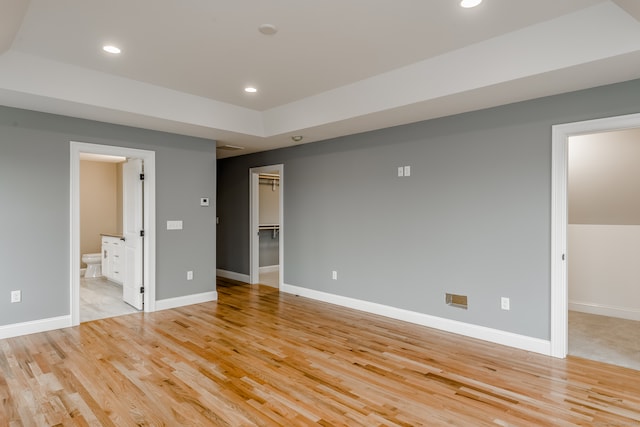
<box><xmin>122</xmin><ymin>158</ymin><xmax>144</xmax><ymax>310</ymax></box>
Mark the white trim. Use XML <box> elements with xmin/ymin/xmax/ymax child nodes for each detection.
<box><xmin>281</xmin><ymin>284</ymin><xmax>550</xmax><ymax>356</ymax></box>
<box><xmin>71</xmin><ymin>141</ymin><xmax>157</xmax><ymax>327</ymax></box>
<box><xmin>259</xmin><ymin>265</ymin><xmax>279</xmax><ymax>274</ymax></box>
<box><xmin>550</xmin><ymin>112</ymin><xmax>640</xmax><ymax>359</ymax></box>
<box><xmin>155</xmin><ymin>291</ymin><xmax>218</xmax><ymax>311</ymax></box>
<box><xmin>569</xmin><ymin>301</ymin><xmax>640</xmax><ymax>322</ymax></box>
<box><xmin>216</xmin><ymin>269</ymin><xmax>251</xmax><ymax>283</ymax></box>
<box><xmin>550</xmin><ymin>124</ymin><xmax>569</xmax><ymax>359</ymax></box>
<box><xmin>0</xmin><ymin>316</ymin><xmax>71</xmax><ymax>340</ymax></box>
<box><xmin>249</xmin><ymin>164</ymin><xmax>284</xmax><ymax>287</ymax></box>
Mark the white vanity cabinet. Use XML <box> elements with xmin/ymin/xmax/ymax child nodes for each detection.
<box><xmin>101</xmin><ymin>235</ymin><xmax>124</xmax><ymax>284</ymax></box>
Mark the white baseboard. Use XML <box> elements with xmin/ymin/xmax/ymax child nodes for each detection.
<box><xmin>281</xmin><ymin>284</ymin><xmax>551</xmax><ymax>356</ymax></box>
<box><xmin>569</xmin><ymin>300</ymin><xmax>640</xmax><ymax>321</ymax></box>
<box><xmin>259</xmin><ymin>265</ymin><xmax>279</xmax><ymax>274</ymax></box>
<box><xmin>216</xmin><ymin>269</ymin><xmax>250</xmax><ymax>283</ymax></box>
<box><xmin>155</xmin><ymin>291</ymin><xmax>218</xmax><ymax>311</ymax></box>
<box><xmin>0</xmin><ymin>315</ymin><xmax>72</xmax><ymax>340</ymax></box>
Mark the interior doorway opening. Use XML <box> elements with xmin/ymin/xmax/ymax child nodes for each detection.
<box><xmin>249</xmin><ymin>164</ymin><xmax>284</xmax><ymax>287</ymax></box>
<box><xmin>78</xmin><ymin>153</ymin><xmax>140</xmax><ymax>322</ymax></box>
<box><xmin>566</xmin><ymin>129</ymin><xmax>640</xmax><ymax>370</ymax></box>
<box><xmin>70</xmin><ymin>141</ymin><xmax>156</xmax><ymax>326</ymax></box>
<box><xmin>551</xmin><ymin>112</ymin><xmax>640</xmax><ymax>359</ymax></box>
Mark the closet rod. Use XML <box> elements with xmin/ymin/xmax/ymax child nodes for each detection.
<box><xmin>258</xmin><ymin>173</ymin><xmax>280</xmax><ymax>180</ymax></box>
<box><xmin>258</xmin><ymin>224</ymin><xmax>280</xmax><ymax>230</ymax></box>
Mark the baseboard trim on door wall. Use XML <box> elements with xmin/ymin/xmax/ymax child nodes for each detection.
<box><xmin>259</xmin><ymin>265</ymin><xmax>279</xmax><ymax>274</ymax></box>
<box><xmin>281</xmin><ymin>283</ymin><xmax>551</xmax><ymax>356</ymax></box>
<box><xmin>0</xmin><ymin>315</ymin><xmax>72</xmax><ymax>340</ymax></box>
<box><xmin>569</xmin><ymin>301</ymin><xmax>640</xmax><ymax>321</ymax></box>
<box><xmin>155</xmin><ymin>291</ymin><xmax>218</xmax><ymax>312</ymax></box>
<box><xmin>216</xmin><ymin>269</ymin><xmax>251</xmax><ymax>283</ymax></box>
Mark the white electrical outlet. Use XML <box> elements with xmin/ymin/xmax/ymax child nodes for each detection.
<box><xmin>397</xmin><ymin>167</ymin><xmax>404</xmax><ymax>177</ymax></box>
<box><xmin>404</xmin><ymin>165</ymin><xmax>411</xmax><ymax>176</ymax></box>
<box><xmin>187</xmin><ymin>271</ymin><xmax>193</xmax><ymax>280</ymax></box>
<box><xmin>501</xmin><ymin>297</ymin><xmax>510</xmax><ymax>310</ymax></box>
<box><xmin>11</xmin><ymin>290</ymin><xmax>21</xmax><ymax>303</ymax></box>
<box><xmin>332</xmin><ymin>271</ymin><xmax>338</xmax><ymax>280</ymax></box>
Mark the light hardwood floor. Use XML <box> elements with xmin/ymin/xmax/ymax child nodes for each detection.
<box><xmin>1</xmin><ymin>277</ymin><xmax>640</xmax><ymax>426</ymax></box>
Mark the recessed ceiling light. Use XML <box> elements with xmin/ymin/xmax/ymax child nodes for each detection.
<box><xmin>258</xmin><ymin>24</ymin><xmax>278</xmax><ymax>36</ymax></box>
<box><xmin>244</xmin><ymin>87</ymin><xmax>257</xmax><ymax>93</ymax></box>
<box><xmin>460</xmin><ymin>0</ymin><xmax>482</xmax><ymax>8</ymax></box>
<box><xmin>102</xmin><ymin>45</ymin><xmax>121</xmax><ymax>54</ymax></box>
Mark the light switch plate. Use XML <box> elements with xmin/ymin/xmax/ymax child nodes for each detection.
<box><xmin>167</xmin><ymin>220</ymin><xmax>183</xmax><ymax>230</ymax></box>
<box><xmin>11</xmin><ymin>290</ymin><xmax>21</xmax><ymax>303</ymax></box>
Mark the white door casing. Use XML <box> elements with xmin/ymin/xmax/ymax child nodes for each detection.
<box><xmin>70</xmin><ymin>141</ymin><xmax>156</xmax><ymax>325</ymax></box>
<box><xmin>122</xmin><ymin>158</ymin><xmax>144</xmax><ymax>310</ymax></box>
<box><xmin>249</xmin><ymin>164</ymin><xmax>284</xmax><ymax>286</ymax></box>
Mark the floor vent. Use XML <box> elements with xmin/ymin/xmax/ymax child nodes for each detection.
<box><xmin>446</xmin><ymin>293</ymin><xmax>468</xmax><ymax>309</ymax></box>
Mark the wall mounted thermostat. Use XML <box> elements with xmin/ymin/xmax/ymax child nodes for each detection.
<box><xmin>200</xmin><ymin>197</ymin><xmax>210</xmax><ymax>206</ymax></box>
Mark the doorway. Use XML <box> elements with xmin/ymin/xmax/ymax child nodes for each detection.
<box><xmin>70</xmin><ymin>141</ymin><xmax>156</xmax><ymax>326</ymax></box>
<box><xmin>249</xmin><ymin>164</ymin><xmax>283</xmax><ymax>287</ymax></box>
<box><xmin>78</xmin><ymin>153</ymin><xmax>137</xmax><ymax>322</ymax></box>
<box><xmin>566</xmin><ymin>129</ymin><xmax>640</xmax><ymax>370</ymax></box>
<box><xmin>550</xmin><ymin>112</ymin><xmax>640</xmax><ymax>359</ymax></box>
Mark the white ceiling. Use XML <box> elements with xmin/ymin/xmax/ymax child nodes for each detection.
<box><xmin>2</xmin><ymin>0</ymin><xmax>640</xmax><ymax>158</ymax></box>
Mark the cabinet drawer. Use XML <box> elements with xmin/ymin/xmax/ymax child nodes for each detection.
<box><xmin>111</xmin><ymin>268</ymin><xmax>123</xmax><ymax>283</ymax></box>
<box><xmin>101</xmin><ymin>235</ymin><xmax>124</xmax><ymax>284</ymax></box>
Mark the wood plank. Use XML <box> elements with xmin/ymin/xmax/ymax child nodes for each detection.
<box><xmin>0</xmin><ymin>277</ymin><xmax>639</xmax><ymax>426</ymax></box>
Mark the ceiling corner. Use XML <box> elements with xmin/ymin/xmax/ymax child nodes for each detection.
<box><xmin>613</xmin><ymin>0</ymin><xmax>640</xmax><ymax>22</ymax></box>
<box><xmin>0</xmin><ymin>0</ymin><xmax>31</xmax><ymax>53</ymax></box>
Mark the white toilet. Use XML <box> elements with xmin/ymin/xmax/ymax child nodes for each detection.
<box><xmin>82</xmin><ymin>253</ymin><xmax>102</xmax><ymax>278</ymax></box>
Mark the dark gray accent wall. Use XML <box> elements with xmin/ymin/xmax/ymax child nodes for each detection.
<box><xmin>0</xmin><ymin>106</ymin><xmax>216</xmax><ymax>326</ymax></box>
<box><xmin>217</xmin><ymin>79</ymin><xmax>640</xmax><ymax>340</ymax></box>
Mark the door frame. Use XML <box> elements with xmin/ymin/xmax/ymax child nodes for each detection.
<box><xmin>70</xmin><ymin>141</ymin><xmax>156</xmax><ymax>325</ymax></box>
<box><xmin>550</xmin><ymin>112</ymin><xmax>640</xmax><ymax>358</ymax></box>
<box><xmin>249</xmin><ymin>164</ymin><xmax>284</xmax><ymax>286</ymax></box>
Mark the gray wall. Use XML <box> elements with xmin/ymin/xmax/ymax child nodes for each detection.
<box><xmin>217</xmin><ymin>78</ymin><xmax>640</xmax><ymax>340</ymax></box>
<box><xmin>0</xmin><ymin>106</ymin><xmax>216</xmax><ymax>327</ymax></box>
